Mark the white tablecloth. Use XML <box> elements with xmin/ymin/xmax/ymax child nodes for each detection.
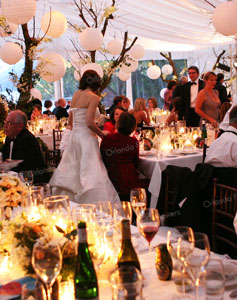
<box><xmin>138</xmin><ymin>151</ymin><xmax>203</xmax><ymax>208</ymax></box>
<box><xmin>36</xmin><ymin>134</ymin><xmax>53</xmax><ymax>150</ymax></box>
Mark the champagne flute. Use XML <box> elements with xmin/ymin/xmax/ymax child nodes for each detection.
<box><xmin>19</xmin><ymin>170</ymin><xmax>34</xmax><ymax>186</ymax></box>
<box><xmin>167</xmin><ymin>226</ymin><xmax>194</xmax><ymax>295</ymax></box>
<box><xmin>185</xmin><ymin>232</ymin><xmax>210</xmax><ymax>299</ymax></box>
<box><xmin>137</xmin><ymin>208</ymin><xmax>160</xmax><ymax>252</ymax></box>
<box><xmin>130</xmin><ymin>188</ymin><xmax>147</xmax><ymax>216</ymax></box>
<box><xmin>32</xmin><ymin>239</ymin><xmax>62</xmax><ymax>300</ymax></box>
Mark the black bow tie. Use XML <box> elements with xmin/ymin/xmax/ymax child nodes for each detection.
<box><xmin>190</xmin><ymin>82</ymin><xmax>197</xmax><ymax>86</ymax></box>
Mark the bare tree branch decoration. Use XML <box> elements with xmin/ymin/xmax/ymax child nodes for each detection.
<box><xmin>160</xmin><ymin>52</ymin><xmax>179</xmax><ymax>82</ymax></box>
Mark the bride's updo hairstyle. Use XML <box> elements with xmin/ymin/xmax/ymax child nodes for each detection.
<box><xmin>117</xmin><ymin>112</ymin><xmax>136</xmax><ymax>136</ymax></box>
<box><xmin>79</xmin><ymin>69</ymin><xmax>102</xmax><ymax>92</ymax></box>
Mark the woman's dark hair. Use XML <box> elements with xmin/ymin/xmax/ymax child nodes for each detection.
<box><xmin>148</xmin><ymin>97</ymin><xmax>158</xmax><ymax>108</ymax></box>
<box><xmin>217</xmin><ymin>73</ymin><xmax>224</xmax><ymax>82</ymax></box>
<box><xmin>118</xmin><ymin>112</ymin><xmax>136</xmax><ymax>135</ymax></box>
<box><xmin>113</xmin><ymin>96</ymin><xmax>124</xmax><ymax>106</ymax></box>
<box><xmin>172</xmin><ymin>97</ymin><xmax>181</xmax><ymax>112</ymax></box>
<box><xmin>167</xmin><ymin>80</ymin><xmax>177</xmax><ymax>90</ymax></box>
<box><xmin>110</xmin><ymin>106</ymin><xmax>126</xmax><ymax>124</ymax></box>
<box><xmin>33</xmin><ymin>104</ymin><xmax>42</xmax><ymax>112</ymax></box>
<box><xmin>79</xmin><ymin>70</ymin><xmax>102</xmax><ymax>92</ymax></box>
<box><xmin>44</xmin><ymin>100</ymin><xmax>52</xmax><ymax>108</ymax></box>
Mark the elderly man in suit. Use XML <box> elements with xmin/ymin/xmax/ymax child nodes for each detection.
<box><xmin>179</xmin><ymin>66</ymin><xmax>205</xmax><ymax>127</ymax></box>
<box><xmin>2</xmin><ymin>110</ymin><xmax>48</xmax><ymax>183</ymax></box>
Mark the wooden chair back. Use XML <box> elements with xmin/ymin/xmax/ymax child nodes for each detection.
<box><xmin>44</xmin><ymin>149</ymin><xmax>61</xmax><ymax>169</ymax></box>
<box><xmin>53</xmin><ymin>129</ymin><xmax>63</xmax><ymax>150</ymax></box>
<box><xmin>212</xmin><ymin>178</ymin><xmax>237</xmax><ymax>258</ymax></box>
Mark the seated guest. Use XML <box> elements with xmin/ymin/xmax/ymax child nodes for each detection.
<box><xmin>218</xmin><ymin>95</ymin><xmax>237</xmax><ymax>136</ymax></box>
<box><xmin>106</xmin><ymin>95</ymin><xmax>123</xmax><ymax>116</ymax></box>
<box><xmin>103</xmin><ymin>106</ymin><xmax>125</xmax><ymax>134</ymax></box>
<box><xmin>147</xmin><ymin>97</ymin><xmax>158</xmax><ymax>115</ymax></box>
<box><xmin>100</xmin><ymin>112</ymin><xmax>149</xmax><ymax>200</ymax></box>
<box><xmin>129</xmin><ymin>98</ymin><xmax>150</xmax><ymax>128</ymax></box>
<box><xmin>215</xmin><ymin>73</ymin><xmax>229</xmax><ymax>104</ymax></box>
<box><xmin>166</xmin><ymin>97</ymin><xmax>181</xmax><ymax>125</ymax></box>
<box><xmin>31</xmin><ymin>104</ymin><xmax>44</xmax><ymax>121</ymax></box>
<box><xmin>121</xmin><ymin>95</ymin><xmax>131</xmax><ymax>111</ymax></box>
<box><xmin>43</xmin><ymin>100</ymin><xmax>53</xmax><ymax>116</ymax></box>
<box><xmin>53</xmin><ymin>98</ymin><xmax>69</xmax><ymax>120</ymax></box>
<box><xmin>164</xmin><ymin>80</ymin><xmax>177</xmax><ymax>110</ymax></box>
<box><xmin>2</xmin><ymin>110</ymin><xmax>48</xmax><ymax>183</ymax></box>
<box><xmin>205</xmin><ymin>105</ymin><xmax>237</xmax><ymax>167</ymax></box>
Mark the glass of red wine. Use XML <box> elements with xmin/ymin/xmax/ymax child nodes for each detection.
<box><xmin>137</xmin><ymin>208</ymin><xmax>160</xmax><ymax>252</ymax></box>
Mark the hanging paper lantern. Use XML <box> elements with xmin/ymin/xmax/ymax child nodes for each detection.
<box><xmin>0</xmin><ymin>42</ymin><xmax>23</xmax><ymax>65</ymax></box>
<box><xmin>70</xmin><ymin>52</ymin><xmax>83</xmax><ymax>70</ymax></box>
<box><xmin>41</xmin><ymin>11</ymin><xmax>68</xmax><ymax>38</ymax></box>
<box><xmin>160</xmin><ymin>88</ymin><xmax>167</xmax><ymax>99</ymax></box>
<box><xmin>74</xmin><ymin>70</ymin><xmax>80</xmax><ymax>81</ymax></box>
<box><xmin>120</xmin><ymin>57</ymin><xmax>138</xmax><ymax>73</ymax></box>
<box><xmin>38</xmin><ymin>52</ymin><xmax>66</xmax><ymax>82</ymax></box>
<box><xmin>1</xmin><ymin>0</ymin><xmax>36</xmax><ymax>25</ymax></box>
<box><xmin>147</xmin><ymin>65</ymin><xmax>161</xmax><ymax>79</ymax></box>
<box><xmin>30</xmin><ymin>88</ymin><xmax>42</xmax><ymax>100</ymax></box>
<box><xmin>107</xmin><ymin>39</ymin><xmax>123</xmax><ymax>55</ymax></box>
<box><xmin>81</xmin><ymin>63</ymin><xmax>103</xmax><ymax>78</ymax></box>
<box><xmin>130</xmin><ymin>44</ymin><xmax>145</xmax><ymax>60</ymax></box>
<box><xmin>162</xmin><ymin>64</ymin><xmax>173</xmax><ymax>76</ymax></box>
<box><xmin>212</xmin><ymin>1</ymin><xmax>237</xmax><ymax>36</ymax></box>
<box><xmin>79</xmin><ymin>27</ymin><xmax>103</xmax><ymax>51</ymax></box>
<box><xmin>0</xmin><ymin>9</ymin><xmax>18</xmax><ymax>37</ymax></box>
<box><xmin>118</xmin><ymin>70</ymin><xmax>131</xmax><ymax>81</ymax></box>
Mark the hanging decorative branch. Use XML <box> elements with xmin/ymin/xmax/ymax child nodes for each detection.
<box><xmin>212</xmin><ymin>49</ymin><xmax>226</xmax><ymax>71</ymax></box>
<box><xmin>70</xmin><ymin>0</ymin><xmax>138</xmax><ymax>94</ymax></box>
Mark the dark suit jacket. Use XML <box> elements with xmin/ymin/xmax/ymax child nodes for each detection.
<box><xmin>54</xmin><ymin>106</ymin><xmax>69</xmax><ymax>120</ymax></box>
<box><xmin>214</xmin><ymin>82</ymin><xmax>228</xmax><ymax>104</ymax></box>
<box><xmin>2</xmin><ymin>129</ymin><xmax>48</xmax><ymax>183</ymax></box>
<box><xmin>179</xmin><ymin>79</ymin><xmax>205</xmax><ymax>125</ymax></box>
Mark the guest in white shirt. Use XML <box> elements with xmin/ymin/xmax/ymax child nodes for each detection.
<box><xmin>234</xmin><ymin>212</ymin><xmax>237</xmax><ymax>233</ymax></box>
<box><xmin>205</xmin><ymin>105</ymin><xmax>237</xmax><ymax>167</ymax></box>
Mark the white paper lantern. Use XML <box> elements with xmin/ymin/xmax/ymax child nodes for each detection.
<box><xmin>0</xmin><ymin>42</ymin><xmax>23</xmax><ymax>65</ymax></box>
<box><xmin>81</xmin><ymin>63</ymin><xmax>103</xmax><ymax>78</ymax></box>
<box><xmin>0</xmin><ymin>9</ymin><xmax>18</xmax><ymax>37</ymax></box>
<box><xmin>1</xmin><ymin>0</ymin><xmax>36</xmax><ymax>25</ymax></box>
<box><xmin>118</xmin><ymin>70</ymin><xmax>131</xmax><ymax>81</ymax></box>
<box><xmin>30</xmin><ymin>88</ymin><xmax>42</xmax><ymax>100</ymax></box>
<box><xmin>160</xmin><ymin>88</ymin><xmax>167</xmax><ymax>99</ymax></box>
<box><xmin>79</xmin><ymin>27</ymin><xmax>103</xmax><ymax>51</ymax></box>
<box><xmin>74</xmin><ymin>70</ymin><xmax>80</xmax><ymax>81</ymax></box>
<box><xmin>130</xmin><ymin>44</ymin><xmax>145</xmax><ymax>59</ymax></box>
<box><xmin>147</xmin><ymin>65</ymin><xmax>161</xmax><ymax>80</ymax></box>
<box><xmin>41</xmin><ymin>11</ymin><xmax>67</xmax><ymax>38</ymax></box>
<box><xmin>70</xmin><ymin>52</ymin><xmax>83</xmax><ymax>70</ymax></box>
<box><xmin>38</xmin><ymin>52</ymin><xmax>66</xmax><ymax>82</ymax></box>
<box><xmin>120</xmin><ymin>57</ymin><xmax>138</xmax><ymax>73</ymax></box>
<box><xmin>162</xmin><ymin>64</ymin><xmax>173</xmax><ymax>75</ymax></box>
<box><xmin>107</xmin><ymin>39</ymin><xmax>123</xmax><ymax>55</ymax></box>
<box><xmin>212</xmin><ymin>1</ymin><xmax>237</xmax><ymax>36</ymax></box>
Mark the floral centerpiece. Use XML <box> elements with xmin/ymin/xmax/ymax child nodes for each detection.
<box><xmin>0</xmin><ymin>175</ymin><xmax>28</xmax><ymax>208</ymax></box>
<box><xmin>0</xmin><ymin>207</ymin><xmax>77</xmax><ymax>282</ymax></box>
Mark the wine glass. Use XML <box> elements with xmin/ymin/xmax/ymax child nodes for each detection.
<box><xmin>167</xmin><ymin>226</ymin><xmax>194</xmax><ymax>295</ymax></box>
<box><xmin>185</xmin><ymin>232</ymin><xmax>210</xmax><ymax>299</ymax></box>
<box><xmin>130</xmin><ymin>188</ymin><xmax>147</xmax><ymax>216</ymax></box>
<box><xmin>19</xmin><ymin>170</ymin><xmax>34</xmax><ymax>186</ymax></box>
<box><xmin>32</xmin><ymin>239</ymin><xmax>62</xmax><ymax>300</ymax></box>
<box><xmin>136</xmin><ymin>208</ymin><xmax>160</xmax><ymax>252</ymax></box>
<box><xmin>113</xmin><ymin>201</ymin><xmax>132</xmax><ymax>224</ymax></box>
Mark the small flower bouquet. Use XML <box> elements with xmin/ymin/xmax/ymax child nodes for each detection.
<box><xmin>0</xmin><ymin>175</ymin><xmax>28</xmax><ymax>208</ymax></box>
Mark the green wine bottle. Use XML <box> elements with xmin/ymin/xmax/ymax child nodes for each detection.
<box><xmin>74</xmin><ymin>221</ymin><xmax>98</xmax><ymax>300</ymax></box>
<box><xmin>117</xmin><ymin>219</ymin><xmax>141</xmax><ymax>271</ymax></box>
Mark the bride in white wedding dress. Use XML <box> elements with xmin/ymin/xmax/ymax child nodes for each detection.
<box><xmin>49</xmin><ymin>70</ymin><xmax>120</xmax><ymax>205</ymax></box>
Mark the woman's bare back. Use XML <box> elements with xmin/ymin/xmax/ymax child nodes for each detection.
<box><xmin>71</xmin><ymin>89</ymin><xmax>99</xmax><ymax>109</ymax></box>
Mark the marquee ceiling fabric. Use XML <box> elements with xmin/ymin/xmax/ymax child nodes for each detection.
<box><xmin>0</xmin><ymin>0</ymin><xmax>235</xmax><ymax>59</ymax></box>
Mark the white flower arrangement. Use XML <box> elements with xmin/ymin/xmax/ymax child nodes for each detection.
<box><xmin>0</xmin><ymin>175</ymin><xmax>28</xmax><ymax>207</ymax></box>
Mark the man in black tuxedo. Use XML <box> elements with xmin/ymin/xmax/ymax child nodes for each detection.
<box><xmin>54</xmin><ymin>98</ymin><xmax>69</xmax><ymax>120</ymax></box>
<box><xmin>2</xmin><ymin>110</ymin><xmax>48</xmax><ymax>183</ymax></box>
<box><xmin>179</xmin><ymin>66</ymin><xmax>205</xmax><ymax>127</ymax></box>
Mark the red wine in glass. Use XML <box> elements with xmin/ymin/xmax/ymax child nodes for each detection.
<box><xmin>140</xmin><ymin>225</ymin><xmax>159</xmax><ymax>244</ymax></box>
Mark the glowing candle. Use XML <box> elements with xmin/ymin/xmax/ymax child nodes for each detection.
<box><xmin>59</xmin><ymin>280</ymin><xmax>75</xmax><ymax>300</ymax></box>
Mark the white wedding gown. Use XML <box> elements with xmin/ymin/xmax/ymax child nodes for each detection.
<box><xmin>49</xmin><ymin>108</ymin><xmax>120</xmax><ymax>205</ymax></box>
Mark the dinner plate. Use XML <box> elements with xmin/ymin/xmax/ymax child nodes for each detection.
<box><xmin>178</xmin><ymin>151</ymin><xmax>200</xmax><ymax>155</ymax></box>
<box><xmin>140</xmin><ymin>149</ymin><xmax>157</xmax><ymax>156</ymax></box>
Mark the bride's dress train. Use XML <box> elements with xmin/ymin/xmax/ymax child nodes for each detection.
<box><xmin>49</xmin><ymin>108</ymin><xmax>120</xmax><ymax>205</ymax></box>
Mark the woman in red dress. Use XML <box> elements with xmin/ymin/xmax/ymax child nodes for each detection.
<box><xmin>103</xmin><ymin>106</ymin><xmax>125</xmax><ymax>134</ymax></box>
<box><xmin>100</xmin><ymin>112</ymin><xmax>149</xmax><ymax>200</ymax></box>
